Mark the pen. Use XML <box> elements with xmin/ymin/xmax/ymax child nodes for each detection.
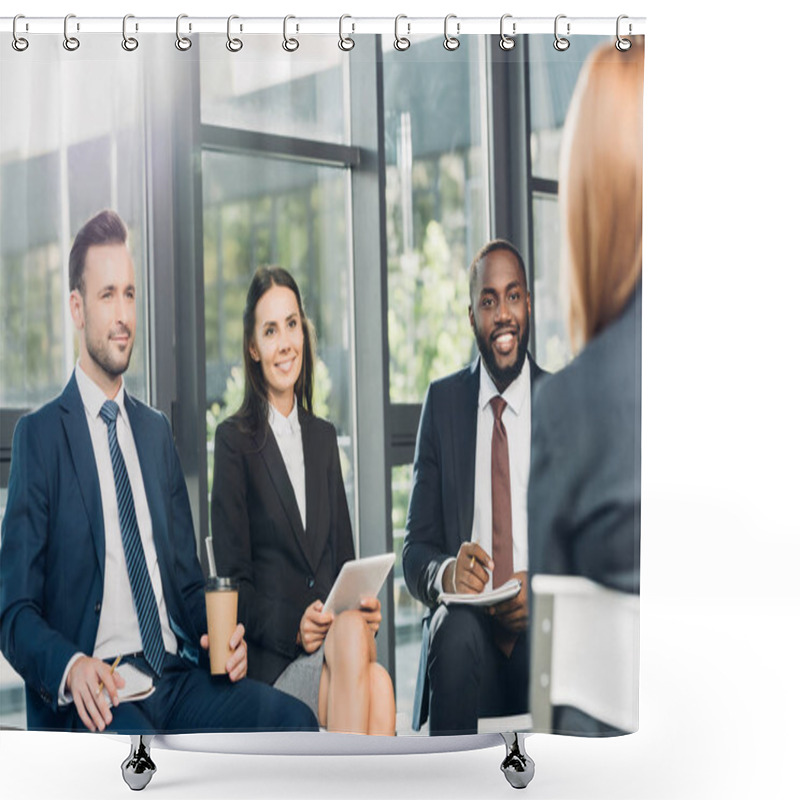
<box><xmin>96</xmin><ymin>654</ymin><xmax>122</xmax><ymax>696</ymax></box>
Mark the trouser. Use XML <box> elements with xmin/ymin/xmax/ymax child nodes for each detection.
<box><xmin>69</xmin><ymin>653</ymin><xmax>318</xmax><ymax>734</ymax></box>
<box><xmin>427</xmin><ymin>604</ymin><xmax>529</xmax><ymax>736</ymax></box>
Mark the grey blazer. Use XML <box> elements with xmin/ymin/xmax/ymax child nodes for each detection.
<box><xmin>528</xmin><ymin>281</ymin><xmax>642</xmax><ymax>594</ymax></box>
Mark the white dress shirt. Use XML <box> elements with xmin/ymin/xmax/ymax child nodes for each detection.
<box><xmin>435</xmin><ymin>358</ymin><xmax>531</xmax><ymax>593</ymax></box>
<box><xmin>269</xmin><ymin>401</ymin><xmax>306</xmax><ymax>530</ymax></box>
<box><xmin>59</xmin><ymin>364</ymin><xmax>177</xmax><ymax>704</ymax></box>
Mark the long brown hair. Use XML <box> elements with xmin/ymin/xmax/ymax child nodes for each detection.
<box><xmin>561</xmin><ymin>36</ymin><xmax>644</xmax><ymax>352</ymax></box>
<box><xmin>233</xmin><ymin>266</ymin><xmax>315</xmax><ymax>441</ymax></box>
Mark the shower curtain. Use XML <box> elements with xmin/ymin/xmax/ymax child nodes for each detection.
<box><xmin>0</xmin><ymin>16</ymin><xmax>643</xmax><ymax>742</ymax></box>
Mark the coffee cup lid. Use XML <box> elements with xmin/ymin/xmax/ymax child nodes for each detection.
<box><xmin>205</xmin><ymin>576</ymin><xmax>237</xmax><ymax>591</ymax></box>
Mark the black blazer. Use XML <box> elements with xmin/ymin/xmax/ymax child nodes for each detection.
<box><xmin>211</xmin><ymin>407</ymin><xmax>354</xmax><ymax>685</ymax></box>
<box><xmin>403</xmin><ymin>353</ymin><xmax>547</xmax><ymax>609</ymax></box>
<box><xmin>528</xmin><ymin>281</ymin><xmax>642</xmax><ymax>594</ymax></box>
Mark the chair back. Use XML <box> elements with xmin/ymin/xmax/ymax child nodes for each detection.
<box><xmin>530</xmin><ymin>575</ymin><xmax>639</xmax><ymax>733</ymax></box>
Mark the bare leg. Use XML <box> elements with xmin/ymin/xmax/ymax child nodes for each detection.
<box><xmin>318</xmin><ymin>660</ymin><xmax>330</xmax><ymax>729</ymax></box>
<box><xmin>367</xmin><ymin>662</ymin><xmax>396</xmax><ymax>736</ymax></box>
<box><xmin>320</xmin><ymin>610</ymin><xmax>373</xmax><ymax>734</ymax></box>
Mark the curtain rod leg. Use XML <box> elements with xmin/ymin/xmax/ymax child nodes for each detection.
<box><xmin>121</xmin><ymin>734</ymin><xmax>157</xmax><ymax>791</ymax></box>
<box><xmin>500</xmin><ymin>732</ymin><xmax>535</xmax><ymax>789</ymax></box>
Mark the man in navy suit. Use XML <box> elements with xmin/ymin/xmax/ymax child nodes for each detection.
<box><xmin>403</xmin><ymin>240</ymin><xmax>546</xmax><ymax>735</ymax></box>
<box><xmin>0</xmin><ymin>210</ymin><xmax>317</xmax><ymax>734</ymax></box>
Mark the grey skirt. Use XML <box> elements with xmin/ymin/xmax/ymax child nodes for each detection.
<box><xmin>273</xmin><ymin>645</ymin><xmax>325</xmax><ymax>722</ymax></box>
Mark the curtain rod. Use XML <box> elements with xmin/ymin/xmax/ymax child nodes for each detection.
<box><xmin>1</xmin><ymin>16</ymin><xmax>646</xmax><ymax>38</ymax></box>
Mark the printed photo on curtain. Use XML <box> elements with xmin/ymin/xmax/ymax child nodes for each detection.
<box><xmin>0</xmin><ymin>19</ymin><xmax>644</xmax><ymax>758</ymax></box>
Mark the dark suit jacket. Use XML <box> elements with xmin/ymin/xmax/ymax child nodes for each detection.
<box><xmin>528</xmin><ymin>281</ymin><xmax>642</xmax><ymax>593</ymax></box>
<box><xmin>211</xmin><ymin>408</ymin><xmax>354</xmax><ymax>685</ymax></box>
<box><xmin>0</xmin><ymin>374</ymin><xmax>207</xmax><ymax>730</ymax></box>
<box><xmin>403</xmin><ymin>354</ymin><xmax>547</xmax><ymax>609</ymax></box>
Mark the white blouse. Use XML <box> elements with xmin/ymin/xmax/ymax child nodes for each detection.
<box><xmin>269</xmin><ymin>401</ymin><xmax>306</xmax><ymax>530</ymax></box>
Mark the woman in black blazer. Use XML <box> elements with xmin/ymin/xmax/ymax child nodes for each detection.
<box><xmin>211</xmin><ymin>266</ymin><xmax>395</xmax><ymax>735</ymax></box>
<box><xmin>527</xmin><ymin>38</ymin><xmax>644</xmax><ymax>734</ymax></box>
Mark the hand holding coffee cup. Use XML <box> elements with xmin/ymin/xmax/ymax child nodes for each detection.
<box><xmin>200</xmin><ymin>620</ymin><xmax>248</xmax><ymax>682</ymax></box>
<box><xmin>203</xmin><ymin>576</ymin><xmax>241</xmax><ymax>677</ymax></box>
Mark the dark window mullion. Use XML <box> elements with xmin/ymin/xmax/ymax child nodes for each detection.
<box><xmin>200</xmin><ymin>123</ymin><xmax>360</xmax><ymax>168</ymax></box>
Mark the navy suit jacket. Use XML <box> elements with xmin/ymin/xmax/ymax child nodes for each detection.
<box><xmin>0</xmin><ymin>373</ymin><xmax>208</xmax><ymax>730</ymax></box>
<box><xmin>211</xmin><ymin>409</ymin><xmax>354</xmax><ymax>685</ymax></box>
<box><xmin>403</xmin><ymin>354</ymin><xmax>547</xmax><ymax>609</ymax></box>
<box><xmin>528</xmin><ymin>282</ymin><xmax>642</xmax><ymax>593</ymax></box>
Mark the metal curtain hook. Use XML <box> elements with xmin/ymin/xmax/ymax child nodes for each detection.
<box><xmin>226</xmin><ymin>15</ymin><xmax>243</xmax><ymax>52</ymax></box>
<box><xmin>12</xmin><ymin>14</ymin><xmax>29</xmax><ymax>52</ymax></box>
<box><xmin>283</xmin><ymin>15</ymin><xmax>299</xmax><ymax>52</ymax></box>
<box><xmin>443</xmin><ymin>14</ymin><xmax>460</xmax><ymax>51</ymax></box>
<box><xmin>175</xmin><ymin>13</ymin><xmax>192</xmax><ymax>51</ymax></box>
<box><xmin>122</xmin><ymin>14</ymin><xmax>139</xmax><ymax>51</ymax></box>
<box><xmin>394</xmin><ymin>14</ymin><xmax>410</xmax><ymax>51</ymax></box>
<box><xmin>499</xmin><ymin>14</ymin><xmax>515</xmax><ymax>51</ymax></box>
<box><xmin>554</xmin><ymin>14</ymin><xmax>570</xmax><ymax>51</ymax></box>
<box><xmin>63</xmin><ymin>13</ymin><xmax>80</xmax><ymax>51</ymax></box>
<box><xmin>616</xmin><ymin>15</ymin><xmax>632</xmax><ymax>51</ymax></box>
<box><xmin>338</xmin><ymin>14</ymin><xmax>355</xmax><ymax>51</ymax></box>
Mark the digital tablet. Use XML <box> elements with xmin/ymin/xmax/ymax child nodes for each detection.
<box><xmin>322</xmin><ymin>553</ymin><xmax>396</xmax><ymax>614</ymax></box>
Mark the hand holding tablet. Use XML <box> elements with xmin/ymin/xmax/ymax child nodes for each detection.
<box><xmin>322</xmin><ymin>553</ymin><xmax>396</xmax><ymax>615</ymax></box>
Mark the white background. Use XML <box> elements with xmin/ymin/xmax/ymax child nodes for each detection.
<box><xmin>2</xmin><ymin>1</ymin><xmax>799</xmax><ymax>798</ymax></box>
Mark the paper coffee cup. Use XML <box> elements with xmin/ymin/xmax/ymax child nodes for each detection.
<box><xmin>205</xmin><ymin>577</ymin><xmax>238</xmax><ymax>675</ymax></box>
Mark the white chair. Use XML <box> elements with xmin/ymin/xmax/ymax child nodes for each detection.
<box><xmin>530</xmin><ymin>575</ymin><xmax>639</xmax><ymax>734</ymax></box>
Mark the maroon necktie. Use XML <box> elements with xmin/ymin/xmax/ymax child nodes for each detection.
<box><xmin>489</xmin><ymin>395</ymin><xmax>513</xmax><ymax>587</ymax></box>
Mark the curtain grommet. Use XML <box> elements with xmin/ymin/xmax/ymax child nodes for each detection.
<box><xmin>443</xmin><ymin>14</ymin><xmax>460</xmax><ymax>51</ymax></box>
<box><xmin>616</xmin><ymin>15</ymin><xmax>632</xmax><ymax>51</ymax></box>
<box><xmin>63</xmin><ymin>13</ymin><xmax>80</xmax><ymax>52</ymax></box>
<box><xmin>282</xmin><ymin>15</ymin><xmax>299</xmax><ymax>52</ymax></box>
<box><xmin>226</xmin><ymin>15</ymin><xmax>243</xmax><ymax>52</ymax></box>
<box><xmin>338</xmin><ymin>14</ymin><xmax>355</xmax><ymax>51</ymax></box>
<box><xmin>12</xmin><ymin>14</ymin><xmax>29</xmax><ymax>51</ymax></box>
<box><xmin>122</xmin><ymin>14</ymin><xmax>139</xmax><ymax>52</ymax></box>
<box><xmin>554</xmin><ymin>14</ymin><xmax>570</xmax><ymax>51</ymax></box>
<box><xmin>499</xmin><ymin>14</ymin><xmax>515</xmax><ymax>51</ymax></box>
<box><xmin>175</xmin><ymin>14</ymin><xmax>192</xmax><ymax>51</ymax></box>
<box><xmin>394</xmin><ymin>14</ymin><xmax>411</xmax><ymax>51</ymax></box>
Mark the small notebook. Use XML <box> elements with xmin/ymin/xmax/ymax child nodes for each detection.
<box><xmin>101</xmin><ymin>662</ymin><xmax>156</xmax><ymax>705</ymax></box>
<box><xmin>439</xmin><ymin>578</ymin><xmax>522</xmax><ymax>607</ymax></box>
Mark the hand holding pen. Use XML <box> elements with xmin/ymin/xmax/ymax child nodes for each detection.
<box><xmin>96</xmin><ymin>654</ymin><xmax>122</xmax><ymax>695</ymax></box>
<box><xmin>66</xmin><ymin>653</ymin><xmax>126</xmax><ymax>732</ymax></box>
<box><xmin>448</xmin><ymin>542</ymin><xmax>494</xmax><ymax>594</ymax></box>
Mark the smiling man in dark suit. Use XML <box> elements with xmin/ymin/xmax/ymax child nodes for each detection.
<box><xmin>0</xmin><ymin>210</ymin><xmax>317</xmax><ymax>735</ymax></box>
<box><xmin>403</xmin><ymin>239</ymin><xmax>547</xmax><ymax>735</ymax></box>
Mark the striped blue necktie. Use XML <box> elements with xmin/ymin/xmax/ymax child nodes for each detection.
<box><xmin>99</xmin><ymin>400</ymin><xmax>166</xmax><ymax>677</ymax></box>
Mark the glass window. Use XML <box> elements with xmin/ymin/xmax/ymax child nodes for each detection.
<box><xmin>1</xmin><ymin>39</ymin><xmax>150</xmax><ymax>408</ymax></box>
<box><xmin>532</xmin><ymin>194</ymin><xmax>571</xmax><ymax>372</ymax></box>
<box><xmin>529</xmin><ymin>36</ymin><xmax>607</xmax><ymax>372</ymax></box>
<box><xmin>202</xmin><ymin>150</ymin><xmax>356</xmax><ymax>523</ymax></box>
<box><xmin>391</xmin><ymin>462</ymin><xmax>426</xmax><ymax>733</ymax></box>
<box><xmin>200</xmin><ymin>36</ymin><xmax>350</xmax><ymax>145</ymax></box>
<box><xmin>382</xmin><ymin>35</ymin><xmax>490</xmax><ymax>404</ymax></box>
<box><xmin>528</xmin><ymin>36</ymin><xmax>604</xmax><ymax>181</ymax></box>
